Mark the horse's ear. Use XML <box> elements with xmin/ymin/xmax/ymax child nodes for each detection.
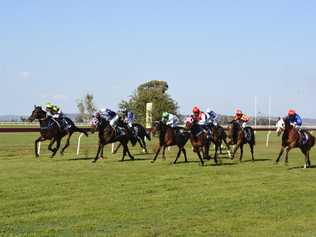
<box><xmin>34</xmin><ymin>105</ymin><xmax>36</xmax><ymax>108</ymax></box>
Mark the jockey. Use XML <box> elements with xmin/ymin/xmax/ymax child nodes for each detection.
<box><xmin>121</xmin><ymin>108</ymin><xmax>135</xmax><ymax>128</ymax></box>
<box><xmin>98</xmin><ymin>108</ymin><xmax>119</xmax><ymax>128</ymax></box>
<box><xmin>45</xmin><ymin>102</ymin><xmax>69</xmax><ymax>130</ymax></box>
<box><xmin>192</xmin><ymin>106</ymin><xmax>211</xmax><ymax>139</ymax></box>
<box><xmin>234</xmin><ymin>109</ymin><xmax>249</xmax><ymax>128</ymax></box>
<box><xmin>192</xmin><ymin>106</ymin><xmax>207</xmax><ymax>126</ymax></box>
<box><xmin>46</xmin><ymin>102</ymin><xmax>61</xmax><ymax>118</ymax></box>
<box><xmin>161</xmin><ymin>112</ymin><xmax>179</xmax><ymax>128</ymax></box>
<box><xmin>287</xmin><ymin>109</ymin><xmax>302</xmax><ymax>129</ymax></box>
<box><xmin>205</xmin><ymin>108</ymin><xmax>218</xmax><ymax>127</ymax></box>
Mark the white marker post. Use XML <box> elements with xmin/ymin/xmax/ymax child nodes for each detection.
<box><xmin>111</xmin><ymin>143</ymin><xmax>116</xmax><ymax>154</ymax></box>
<box><xmin>37</xmin><ymin>142</ymin><xmax>41</xmax><ymax>155</ymax></box>
<box><xmin>76</xmin><ymin>133</ymin><xmax>84</xmax><ymax>156</ymax></box>
<box><xmin>266</xmin><ymin>96</ymin><xmax>272</xmax><ymax>147</ymax></box>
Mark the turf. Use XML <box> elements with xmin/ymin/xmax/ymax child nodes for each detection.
<box><xmin>0</xmin><ymin>131</ymin><xmax>316</xmax><ymax>237</ymax></box>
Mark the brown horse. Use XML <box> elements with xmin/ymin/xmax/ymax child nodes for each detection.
<box><xmin>28</xmin><ymin>106</ymin><xmax>88</xmax><ymax>157</ymax></box>
<box><xmin>185</xmin><ymin>118</ymin><xmax>215</xmax><ymax>165</ymax></box>
<box><xmin>151</xmin><ymin>121</ymin><xmax>190</xmax><ymax>164</ymax></box>
<box><xmin>212</xmin><ymin>125</ymin><xmax>232</xmax><ymax>158</ymax></box>
<box><xmin>227</xmin><ymin>120</ymin><xmax>255</xmax><ymax>161</ymax></box>
<box><xmin>91</xmin><ymin>117</ymin><xmax>136</xmax><ymax>162</ymax></box>
<box><xmin>275</xmin><ymin>117</ymin><xmax>315</xmax><ymax>168</ymax></box>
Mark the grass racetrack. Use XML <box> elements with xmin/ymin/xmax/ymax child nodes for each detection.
<box><xmin>1</xmin><ymin>131</ymin><xmax>316</xmax><ymax>237</ymax></box>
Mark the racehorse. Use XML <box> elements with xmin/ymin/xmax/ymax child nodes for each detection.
<box><xmin>185</xmin><ymin>117</ymin><xmax>214</xmax><ymax>165</ymax></box>
<box><xmin>210</xmin><ymin>124</ymin><xmax>232</xmax><ymax>158</ymax></box>
<box><xmin>91</xmin><ymin>117</ymin><xmax>136</xmax><ymax>162</ymax></box>
<box><xmin>151</xmin><ymin>121</ymin><xmax>190</xmax><ymax>164</ymax></box>
<box><xmin>28</xmin><ymin>105</ymin><xmax>88</xmax><ymax>157</ymax></box>
<box><xmin>275</xmin><ymin>117</ymin><xmax>315</xmax><ymax>168</ymax></box>
<box><xmin>112</xmin><ymin>123</ymin><xmax>151</xmax><ymax>154</ymax></box>
<box><xmin>227</xmin><ymin>120</ymin><xmax>255</xmax><ymax>161</ymax></box>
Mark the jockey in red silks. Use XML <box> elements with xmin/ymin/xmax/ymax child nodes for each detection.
<box><xmin>192</xmin><ymin>106</ymin><xmax>207</xmax><ymax>125</ymax></box>
<box><xmin>191</xmin><ymin>106</ymin><xmax>212</xmax><ymax>139</ymax></box>
<box><xmin>234</xmin><ymin>109</ymin><xmax>250</xmax><ymax>128</ymax></box>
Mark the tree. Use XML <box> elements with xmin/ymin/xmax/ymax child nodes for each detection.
<box><xmin>119</xmin><ymin>80</ymin><xmax>179</xmax><ymax>125</ymax></box>
<box><xmin>76</xmin><ymin>93</ymin><xmax>97</xmax><ymax>122</ymax></box>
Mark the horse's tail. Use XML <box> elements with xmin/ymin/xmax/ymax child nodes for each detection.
<box><xmin>74</xmin><ymin>126</ymin><xmax>89</xmax><ymax>137</ymax></box>
<box><xmin>135</xmin><ymin>123</ymin><xmax>151</xmax><ymax>141</ymax></box>
<box><xmin>250</xmin><ymin>128</ymin><xmax>255</xmax><ymax>145</ymax></box>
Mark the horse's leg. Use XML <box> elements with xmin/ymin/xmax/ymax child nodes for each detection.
<box><xmin>162</xmin><ymin>146</ymin><xmax>167</xmax><ymax>160</ymax></box>
<box><xmin>196</xmin><ymin>150</ymin><xmax>205</xmax><ymax>166</ymax></box>
<box><xmin>51</xmin><ymin>138</ymin><xmax>61</xmax><ymax>158</ymax></box>
<box><xmin>249</xmin><ymin>143</ymin><xmax>255</xmax><ymax>161</ymax></box>
<box><xmin>307</xmin><ymin>150</ymin><xmax>311</xmax><ymax>167</ymax></box>
<box><xmin>275</xmin><ymin>146</ymin><xmax>285</xmax><ymax>163</ymax></box>
<box><xmin>285</xmin><ymin>142</ymin><xmax>296</xmax><ymax>164</ymax></box>
<box><xmin>214</xmin><ymin>143</ymin><xmax>219</xmax><ymax>164</ymax></box>
<box><xmin>60</xmin><ymin>132</ymin><xmax>73</xmax><ymax>155</ymax></box>
<box><xmin>231</xmin><ymin>142</ymin><xmax>241</xmax><ymax>160</ymax></box>
<box><xmin>93</xmin><ymin>143</ymin><xmax>104</xmax><ymax>163</ymax></box>
<box><xmin>121</xmin><ymin>142</ymin><xmax>127</xmax><ymax>161</ymax></box>
<box><xmin>173</xmin><ymin>147</ymin><xmax>182</xmax><ymax>164</ymax></box>
<box><xmin>113</xmin><ymin>143</ymin><xmax>121</xmax><ymax>154</ymax></box>
<box><xmin>48</xmin><ymin>138</ymin><xmax>56</xmax><ymax>153</ymax></box>
<box><xmin>151</xmin><ymin>145</ymin><xmax>162</xmax><ymax>163</ymax></box>
<box><xmin>239</xmin><ymin>144</ymin><xmax>244</xmax><ymax>162</ymax></box>
<box><xmin>35</xmin><ymin>136</ymin><xmax>45</xmax><ymax>157</ymax></box>
<box><xmin>182</xmin><ymin>148</ymin><xmax>188</xmax><ymax>162</ymax></box>
<box><xmin>141</xmin><ymin>138</ymin><xmax>148</xmax><ymax>153</ymax></box>
<box><xmin>124</xmin><ymin>142</ymin><xmax>135</xmax><ymax>160</ymax></box>
<box><xmin>223</xmin><ymin>138</ymin><xmax>232</xmax><ymax>158</ymax></box>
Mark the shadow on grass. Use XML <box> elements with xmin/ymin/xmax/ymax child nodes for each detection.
<box><xmin>240</xmin><ymin>158</ymin><xmax>271</xmax><ymax>163</ymax></box>
<box><xmin>288</xmin><ymin>165</ymin><xmax>316</xmax><ymax>170</ymax></box>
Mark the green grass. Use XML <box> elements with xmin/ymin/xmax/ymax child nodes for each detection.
<box><xmin>1</xmin><ymin>131</ymin><xmax>316</xmax><ymax>237</ymax></box>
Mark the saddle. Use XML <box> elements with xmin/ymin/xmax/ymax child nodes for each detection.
<box><xmin>243</xmin><ymin>127</ymin><xmax>252</xmax><ymax>143</ymax></box>
<box><xmin>299</xmin><ymin>130</ymin><xmax>309</xmax><ymax>145</ymax></box>
<box><xmin>114</xmin><ymin>126</ymin><xmax>126</xmax><ymax>137</ymax></box>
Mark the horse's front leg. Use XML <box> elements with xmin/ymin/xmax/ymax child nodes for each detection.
<box><xmin>162</xmin><ymin>146</ymin><xmax>167</xmax><ymax>160</ymax></box>
<box><xmin>93</xmin><ymin>143</ymin><xmax>104</xmax><ymax>163</ymax></box>
<box><xmin>239</xmin><ymin>144</ymin><xmax>244</xmax><ymax>162</ymax></box>
<box><xmin>152</xmin><ymin>145</ymin><xmax>162</xmax><ymax>163</ymax></box>
<box><xmin>275</xmin><ymin>146</ymin><xmax>285</xmax><ymax>163</ymax></box>
<box><xmin>51</xmin><ymin>138</ymin><xmax>61</xmax><ymax>158</ymax></box>
<box><xmin>48</xmin><ymin>138</ymin><xmax>56</xmax><ymax>154</ymax></box>
<box><xmin>231</xmin><ymin>142</ymin><xmax>241</xmax><ymax>160</ymax></box>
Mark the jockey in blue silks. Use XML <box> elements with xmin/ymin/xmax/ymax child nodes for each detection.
<box><xmin>98</xmin><ymin>108</ymin><xmax>119</xmax><ymax>128</ymax></box>
<box><xmin>205</xmin><ymin>108</ymin><xmax>218</xmax><ymax>127</ymax></box>
<box><xmin>287</xmin><ymin>109</ymin><xmax>302</xmax><ymax>128</ymax></box>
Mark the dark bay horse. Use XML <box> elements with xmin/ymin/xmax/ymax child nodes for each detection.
<box><xmin>275</xmin><ymin>117</ymin><xmax>315</xmax><ymax>168</ymax></box>
<box><xmin>91</xmin><ymin>117</ymin><xmax>136</xmax><ymax>162</ymax></box>
<box><xmin>112</xmin><ymin>123</ymin><xmax>151</xmax><ymax>153</ymax></box>
<box><xmin>227</xmin><ymin>120</ymin><xmax>255</xmax><ymax>161</ymax></box>
<box><xmin>185</xmin><ymin>118</ymin><xmax>213</xmax><ymax>165</ymax></box>
<box><xmin>28</xmin><ymin>106</ymin><xmax>88</xmax><ymax>157</ymax></box>
<box><xmin>151</xmin><ymin>121</ymin><xmax>190</xmax><ymax>164</ymax></box>
<box><xmin>210</xmin><ymin>124</ymin><xmax>231</xmax><ymax>159</ymax></box>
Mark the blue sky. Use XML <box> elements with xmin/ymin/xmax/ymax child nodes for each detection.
<box><xmin>1</xmin><ymin>0</ymin><xmax>316</xmax><ymax>117</ymax></box>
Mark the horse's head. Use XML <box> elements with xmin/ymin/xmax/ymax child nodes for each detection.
<box><xmin>184</xmin><ymin>116</ymin><xmax>193</xmax><ymax>129</ymax></box>
<box><xmin>89</xmin><ymin>117</ymin><xmax>99</xmax><ymax>134</ymax></box>
<box><xmin>151</xmin><ymin>121</ymin><xmax>161</xmax><ymax>136</ymax></box>
<box><xmin>227</xmin><ymin>120</ymin><xmax>241</xmax><ymax>145</ymax></box>
<box><xmin>275</xmin><ymin>118</ymin><xmax>285</xmax><ymax>136</ymax></box>
<box><xmin>28</xmin><ymin>105</ymin><xmax>47</xmax><ymax>122</ymax></box>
